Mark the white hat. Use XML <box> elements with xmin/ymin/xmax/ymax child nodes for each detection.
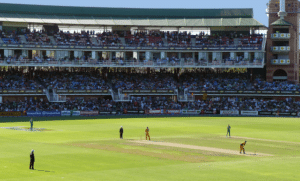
<box><xmin>121</xmin><ymin>126</ymin><xmax>123</xmax><ymax>127</ymax></box>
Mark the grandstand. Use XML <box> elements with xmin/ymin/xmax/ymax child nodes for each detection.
<box><xmin>0</xmin><ymin>2</ymin><xmax>299</xmax><ymax>116</ymax></box>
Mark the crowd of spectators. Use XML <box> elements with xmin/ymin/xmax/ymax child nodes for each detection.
<box><xmin>183</xmin><ymin>97</ymin><xmax>300</xmax><ymax>113</ymax></box>
<box><xmin>96</xmin><ymin>32</ymin><xmax>121</xmax><ymax>46</ymax></box>
<box><xmin>125</xmin><ymin>31</ymin><xmax>164</xmax><ymax>47</ymax></box>
<box><xmin>195</xmin><ymin>32</ymin><xmax>263</xmax><ymax>47</ymax></box>
<box><xmin>1</xmin><ymin>30</ymin><xmax>20</xmax><ymax>44</ymax></box>
<box><xmin>54</xmin><ymin>31</ymin><xmax>92</xmax><ymax>46</ymax></box>
<box><xmin>0</xmin><ymin>70</ymin><xmax>42</xmax><ymax>90</ymax></box>
<box><xmin>166</xmin><ymin>31</ymin><xmax>191</xmax><ymax>47</ymax></box>
<box><xmin>25</xmin><ymin>30</ymin><xmax>50</xmax><ymax>45</ymax></box>
<box><xmin>180</xmin><ymin>72</ymin><xmax>300</xmax><ymax>92</ymax></box>
<box><xmin>1</xmin><ymin>96</ymin><xmax>299</xmax><ymax>113</ymax></box>
<box><xmin>35</xmin><ymin>70</ymin><xmax>110</xmax><ymax>90</ymax></box>
<box><xmin>112</xmin><ymin>73</ymin><xmax>178</xmax><ymax>90</ymax></box>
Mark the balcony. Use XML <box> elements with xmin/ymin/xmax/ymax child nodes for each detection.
<box><xmin>271</xmin><ymin>33</ymin><xmax>290</xmax><ymax>40</ymax></box>
<box><xmin>271</xmin><ymin>46</ymin><xmax>290</xmax><ymax>53</ymax></box>
<box><xmin>271</xmin><ymin>59</ymin><xmax>290</xmax><ymax>65</ymax></box>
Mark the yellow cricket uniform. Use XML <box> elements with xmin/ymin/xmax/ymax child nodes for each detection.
<box><xmin>145</xmin><ymin>128</ymin><xmax>150</xmax><ymax>140</ymax></box>
<box><xmin>240</xmin><ymin>141</ymin><xmax>246</xmax><ymax>154</ymax></box>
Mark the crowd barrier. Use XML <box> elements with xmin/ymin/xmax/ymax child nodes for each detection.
<box><xmin>0</xmin><ymin>110</ymin><xmax>299</xmax><ymax>117</ymax></box>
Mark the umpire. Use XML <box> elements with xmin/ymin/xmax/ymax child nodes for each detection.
<box><xmin>119</xmin><ymin>126</ymin><xmax>123</xmax><ymax>139</ymax></box>
<box><xmin>29</xmin><ymin>150</ymin><xmax>35</xmax><ymax>170</ymax></box>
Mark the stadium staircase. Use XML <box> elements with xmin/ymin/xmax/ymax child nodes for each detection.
<box><xmin>162</xmin><ymin>38</ymin><xmax>168</xmax><ymax>46</ymax></box>
<box><xmin>191</xmin><ymin>38</ymin><xmax>196</xmax><ymax>46</ymax></box>
<box><xmin>119</xmin><ymin>37</ymin><xmax>126</xmax><ymax>46</ymax></box>
<box><xmin>19</xmin><ymin>35</ymin><xmax>27</xmax><ymax>44</ymax></box>
<box><xmin>91</xmin><ymin>36</ymin><xmax>99</xmax><ymax>45</ymax></box>
<box><xmin>45</xmin><ymin>89</ymin><xmax>67</xmax><ymax>102</ymax></box>
<box><xmin>48</xmin><ymin>36</ymin><xmax>56</xmax><ymax>45</ymax></box>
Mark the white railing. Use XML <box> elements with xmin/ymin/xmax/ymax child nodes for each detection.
<box><xmin>271</xmin><ymin>33</ymin><xmax>290</xmax><ymax>39</ymax></box>
<box><xmin>271</xmin><ymin>46</ymin><xmax>290</xmax><ymax>52</ymax></box>
<box><xmin>271</xmin><ymin>59</ymin><xmax>291</xmax><ymax>65</ymax></box>
<box><xmin>0</xmin><ymin>59</ymin><xmax>265</xmax><ymax>68</ymax></box>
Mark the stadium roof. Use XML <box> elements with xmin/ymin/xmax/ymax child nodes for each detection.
<box><xmin>0</xmin><ymin>3</ymin><xmax>265</xmax><ymax>27</ymax></box>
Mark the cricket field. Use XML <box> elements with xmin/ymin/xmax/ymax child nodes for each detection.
<box><xmin>0</xmin><ymin>116</ymin><xmax>300</xmax><ymax>181</ymax></box>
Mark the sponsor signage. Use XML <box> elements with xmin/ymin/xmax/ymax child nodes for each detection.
<box><xmin>80</xmin><ymin>111</ymin><xmax>99</xmax><ymax>116</ymax></box>
<box><xmin>220</xmin><ymin>110</ymin><xmax>239</xmax><ymax>115</ymax></box>
<box><xmin>182</xmin><ymin>110</ymin><xmax>201</xmax><ymax>114</ymax></box>
<box><xmin>72</xmin><ymin>111</ymin><xmax>81</xmax><ymax>116</ymax></box>
<box><xmin>148</xmin><ymin>110</ymin><xmax>162</xmax><ymax>114</ymax></box>
<box><xmin>166</xmin><ymin>110</ymin><xmax>181</xmax><ymax>114</ymax></box>
<box><xmin>0</xmin><ymin>90</ymin><xmax>43</xmax><ymax>94</ymax></box>
<box><xmin>188</xmin><ymin>90</ymin><xmax>300</xmax><ymax>95</ymax></box>
<box><xmin>61</xmin><ymin>111</ymin><xmax>71</xmax><ymax>116</ymax></box>
<box><xmin>200</xmin><ymin>110</ymin><xmax>216</xmax><ymax>114</ymax></box>
<box><xmin>241</xmin><ymin>111</ymin><xmax>258</xmax><ymax>116</ymax></box>
<box><xmin>42</xmin><ymin>111</ymin><xmax>61</xmax><ymax>117</ymax></box>
<box><xmin>26</xmin><ymin>111</ymin><xmax>42</xmax><ymax>117</ymax></box>
<box><xmin>56</xmin><ymin>89</ymin><xmax>109</xmax><ymax>94</ymax></box>
<box><xmin>26</xmin><ymin>111</ymin><xmax>61</xmax><ymax>117</ymax></box>
<box><xmin>122</xmin><ymin>89</ymin><xmax>174</xmax><ymax>94</ymax></box>
<box><xmin>0</xmin><ymin>112</ymin><xmax>22</xmax><ymax>116</ymax></box>
<box><xmin>99</xmin><ymin>111</ymin><xmax>111</xmax><ymax>114</ymax></box>
<box><xmin>258</xmin><ymin>111</ymin><xmax>297</xmax><ymax>116</ymax></box>
<box><xmin>126</xmin><ymin>110</ymin><xmax>139</xmax><ymax>114</ymax></box>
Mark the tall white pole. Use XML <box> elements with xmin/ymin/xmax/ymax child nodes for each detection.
<box><xmin>278</xmin><ymin>0</ymin><xmax>287</xmax><ymax>19</ymax></box>
<box><xmin>280</xmin><ymin>0</ymin><xmax>285</xmax><ymax>12</ymax></box>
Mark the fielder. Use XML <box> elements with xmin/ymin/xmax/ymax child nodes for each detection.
<box><xmin>119</xmin><ymin>126</ymin><xmax>123</xmax><ymax>139</ymax></box>
<box><xmin>29</xmin><ymin>150</ymin><xmax>35</xmax><ymax>170</ymax></box>
<box><xmin>226</xmin><ymin>124</ymin><xmax>231</xmax><ymax>137</ymax></box>
<box><xmin>30</xmin><ymin>118</ymin><xmax>33</xmax><ymax>131</ymax></box>
<box><xmin>240</xmin><ymin>141</ymin><xmax>247</xmax><ymax>154</ymax></box>
<box><xmin>145</xmin><ymin>127</ymin><xmax>150</xmax><ymax>140</ymax></box>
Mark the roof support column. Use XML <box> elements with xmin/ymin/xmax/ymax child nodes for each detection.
<box><xmin>230</xmin><ymin>52</ymin><xmax>237</xmax><ymax>60</ymax></box>
<box><xmin>160</xmin><ymin>52</ymin><xmax>166</xmax><ymax>59</ymax></box>
<box><xmin>244</xmin><ymin>52</ymin><xmax>249</xmax><ymax>60</ymax></box>
<box><xmin>92</xmin><ymin>51</ymin><xmax>98</xmax><ymax>60</ymax></box>
<box><xmin>212</xmin><ymin>52</ymin><xmax>221</xmax><ymax>61</ymax></box>
<box><xmin>133</xmin><ymin>51</ymin><xmax>139</xmax><ymax>60</ymax></box>
<box><xmin>22</xmin><ymin>50</ymin><xmax>28</xmax><ymax>58</ymax></box>
<box><xmin>199</xmin><ymin>52</ymin><xmax>208</xmax><ymax>60</ymax></box>
<box><xmin>145</xmin><ymin>51</ymin><xmax>151</xmax><ymax>61</ymax></box>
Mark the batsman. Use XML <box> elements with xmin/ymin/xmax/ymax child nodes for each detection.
<box><xmin>145</xmin><ymin>127</ymin><xmax>150</xmax><ymax>140</ymax></box>
<box><xmin>240</xmin><ymin>141</ymin><xmax>247</xmax><ymax>154</ymax></box>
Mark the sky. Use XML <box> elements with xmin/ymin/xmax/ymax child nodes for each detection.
<box><xmin>0</xmin><ymin>0</ymin><xmax>270</xmax><ymax>26</ymax></box>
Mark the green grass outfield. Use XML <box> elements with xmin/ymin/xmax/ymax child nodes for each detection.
<box><xmin>1</xmin><ymin>117</ymin><xmax>300</xmax><ymax>181</ymax></box>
